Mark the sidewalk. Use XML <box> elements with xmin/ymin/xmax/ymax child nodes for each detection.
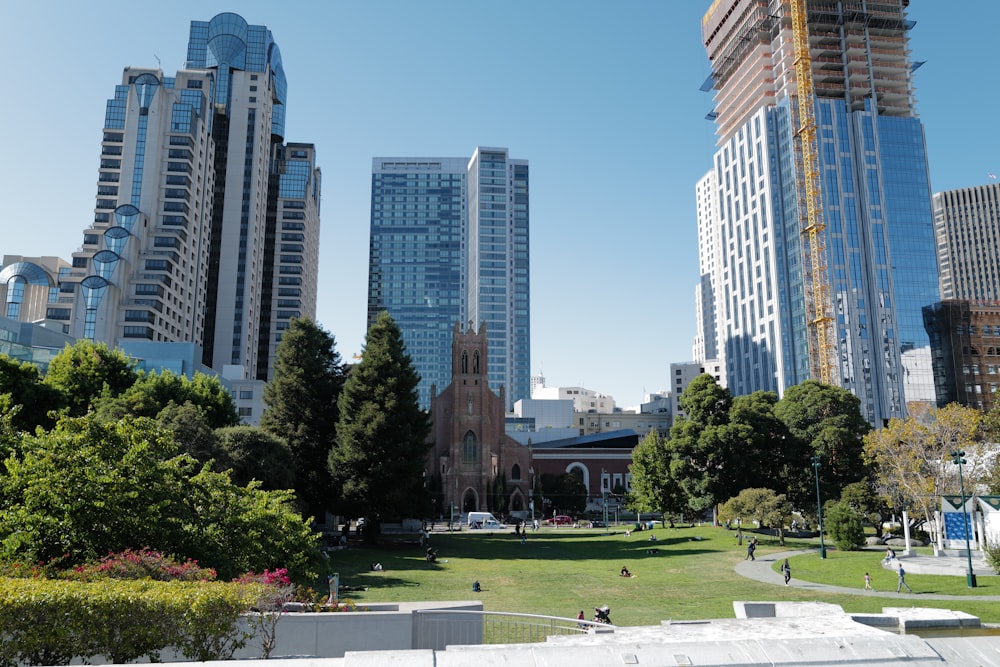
<box><xmin>735</xmin><ymin>549</ymin><xmax>1000</xmax><ymax>601</ymax></box>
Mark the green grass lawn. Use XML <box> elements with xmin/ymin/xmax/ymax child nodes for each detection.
<box><xmin>325</xmin><ymin>525</ymin><xmax>1000</xmax><ymax>626</ymax></box>
<box><xmin>779</xmin><ymin>548</ymin><xmax>1000</xmax><ymax>597</ymax></box>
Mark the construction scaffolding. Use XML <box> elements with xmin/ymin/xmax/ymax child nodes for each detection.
<box><xmin>789</xmin><ymin>0</ymin><xmax>836</xmax><ymax>384</ymax></box>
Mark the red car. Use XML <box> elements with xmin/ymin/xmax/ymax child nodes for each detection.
<box><xmin>548</xmin><ymin>515</ymin><xmax>573</xmax><ymax>525</ymax></box>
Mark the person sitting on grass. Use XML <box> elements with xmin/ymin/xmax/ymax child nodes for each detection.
<box><xmin>370</xmin><ymin>562</ymin><xmax>383</xmax><ymax>571</ymax></box>
<box><xmin>620</xmin><ymin>565</ymin><xmax>632</xmax><ymax>577</ymax></box>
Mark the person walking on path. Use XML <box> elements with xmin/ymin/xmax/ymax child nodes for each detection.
<box><xmin>864</xmin><ymin>572</ymin><xmax>875</xmax><ymax>591</ymax></box>
<box><xmin>781</xmin><ymin>559</ymin><xmax>791</xmax><ymax>585</ymax></box>
<box><xmin>896</xmin><ymin>565</ymin><xmax>912</xmax><ymax>593</ymax></box>
<box><xmin>746</xmin><ymin>537</ymin><xmax>757</xmax><ymax>561</ymax></box>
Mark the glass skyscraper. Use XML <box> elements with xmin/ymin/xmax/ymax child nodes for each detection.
<box><xmin>368</xmin><ymin>148</ymin><xmax>530</xmax><ymax>410</ymax></box>
<box><xmin>696</xmin><ymin>1</ymin><xmax>939</xmax><ymax>425</ymax></box>
<box><xmin>66</xmin><ymin>12</ymin><xmax>320</xmax><ymax>382</ymax></box>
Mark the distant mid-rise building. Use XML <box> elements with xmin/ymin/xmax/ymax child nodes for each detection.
<box><xmin>924</xmin><ymin>181</ymin><xmax>1000</xmax><ymax>410</ymax></box>
<box><xmin>368</xmin><ymin>147</ymin><xmax>529</xmax><ymax>409</ymax></box>
<box><xmin>532</xmin><ymin>385</ymin><xmax>616</xmax><ymax>414</ymax></box>
<box><xmin>934</xmin><ymin>182</ymin><xmax>1000</xmax><ymax>301</ymax></box>
<box><xmin>696</xmin><ymin>0</ymin><xmax>939</xmax><ymax>425</ymax></box>
<box><xmin>670</xmin><ymin>360</ymin><xmax>721</xmax><ymax>421</ymax></box>
<box><xmin>0</xmin><ymin>256</ymin><xmax>75</xmax><ymax>333</ymax></box>
<box><xmin>923</xmin><ymin>300</ymin><xmax>1000</xmax><ymax>412</ymax></box>
<box><xmin>65</xmin><ymin>12</ymin><xmax>320</xmax><ymax>382</ymax></box>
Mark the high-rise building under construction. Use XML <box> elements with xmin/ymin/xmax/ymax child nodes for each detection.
<box><xmin>694</xmin><ymin>0</ymin><xmax>939</xmax><ymax>425</ymax></box>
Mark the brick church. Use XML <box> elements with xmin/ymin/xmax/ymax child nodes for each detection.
<box><xmin>427</xmin><ymin>321</ymin><xmax>533</xmax><ymax>517</ymax></box>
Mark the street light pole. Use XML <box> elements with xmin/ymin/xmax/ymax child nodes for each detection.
<box><xmin>811</xmin><ymin>455</ymin><xmax>827</xmax><ymax>559</ymax></box>
<box><xmin>950</xmin><ymin>450</ymin><xmax>978</xmax><ymax>588</ymax></box>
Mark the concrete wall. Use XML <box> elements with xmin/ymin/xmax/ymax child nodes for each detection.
<box><xmin>233</xmin><ymin>601</ymin><xmax>483</xmax><ymax>659</ymax></box>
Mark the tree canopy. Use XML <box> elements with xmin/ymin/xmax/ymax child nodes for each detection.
<box><xmin>629</xmin><ymin>375</ymin><xmax>869</xmax><ymax>522</ymax></box>
<box><xmin>329</xmin><ymin>312</ymin><xmax>430</xmax><ymax>532</ymax></box>
<box><xmin>0</xmin><ymin>356</ymin><xmax>61</xmax><ymax>432</ymax></box>
<box><xmin>261</xmin><ymin>318</ymin><xmax>345</xmax><ymax>518</ymax></box>
<box><xmin>94</xmin><ymin>370</ymin><xmax>238</xmax><ymax>429</ymax></box>
<box><xmin>0</xmin><ymin>413</ymin><xmax>323</xmax><ymax>582</ymax></box>
<box><xmin>41</xmin><ymin>340</ymin><xmax>137</xmax><ymax>417</ymax></box>
<box><xmin>215</xmin><ymin>425</ymin><xmax>295</xmax><ymax>491</ymax></box>
<box><xmin>863</xmin><ymin>402</ymin><xmax>984</xmax><ymax>528</ymax></box>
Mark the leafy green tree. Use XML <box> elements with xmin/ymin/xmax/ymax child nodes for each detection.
<box><xmin>662</xmin><ymin>375</ymin><xmax>732</xmax><ymax>518</ymax></box>
<box><xmin>540</xmin><ymin>473</ymin><xmax>588</xmax><ymax>516</ymax></box>
<box><xmin>329</xmin><ymin>312</ymin><xmax>430</xmax><ymax>534</ymax></box>
<box><xmin>774</xmin><ymin>380</ymin><xmax>870</xmax><ymax>506</ymax></box>
<box><xmin>215</xmin><ymin>426</ymin><xmax>295</xmax><ymax>491</ymax></box>
<box><xmin>0</xmin><ymin>395</ymin><xmax>24</xmax><ymax>460</ymax></box>
<box><xmin>94</xmin><ymin>370</ymin><xmax>238</xmax><ymax>429</ymax></box>
<box><xmin>262</xmin><ymin>318</ymin><xmax>344</xmax><ymax>518</ymax></box>
<box><xmin>157</xmin><ymin>400</ymin><xmax>228</xmax><ymax>467</ymax></box>
<box><xmin>825</xmin><ymin>500</ymin><xmax>865</xmax><ymax>550</ymax></box>
<box><xmin>0</xmin><ymin>413</ymin><xmax>323</xmax><ymax>582</ymax></box>
<box><xmin>678</xmin><ymin>374</ymin><xmax>731</xmax><ymax>426</ymax></box>
<box><xmin>41</xmin><ymin>340</ymin><xmax>137</xmax><ymax>417</ymax></box>
<box><xmin>0</xmin><ymin>356</ymin><xmax>61</xmax><ymax>432</ymax></box>
<box><xmin>718</xmin><ymin>487</ymin><xmax>792</xmax><ymax>546</ymax></box>
<box><xmin>838</xmin><ymin>480</ymin><xmax>889</xmax><ymax>538</ymax></box>
<box><xmin>627</xmin><ymin>429</ymin><xmax>686</xmax><ymax>518</ymax></box>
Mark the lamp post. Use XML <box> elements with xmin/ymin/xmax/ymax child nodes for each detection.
<box><xmin>949</xmin><ymin>450</ymin><xmax>977</xmax><ymax>588</ymax></box>
<box><xmin>603</xmin><ymin>469</ymin><xmax>610</xmax><ymax>530</ymax></box>
<box><xmin>811</xmin><ymin>455</ymin><xmax>827</xmax><ymax>559</ymax></box>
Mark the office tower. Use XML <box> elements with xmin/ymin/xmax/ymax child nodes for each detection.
<box><xmin>67</xmin><ymin>13</ymin><xmax>320</xmax><ymax>381</ymax></box>
<box><xmin>933</xmin><ymin>182</ymin><xmax>1000</xmax><ymax>301</ymax></box>
<box><xmin>697</xmin><ymin>0</ymin><xmax>939</xmax><ymax>426</ymax></box>
<box><xmin>255</xmin><ymin>142</ymin><xmax>322</xmax><ymax>381</ymax></box>
<box><xmin>467</xmin><ymin>148</ymin><xmax>531</xmax><ymax>409</ymax></box>
<box><xmin>68</xmin><ymin>65</ymin><xmax>217</xmax><ymax>347</ymax></box>
<box><xmin>368</xmin><ymin>147</ymin><xmax>530</xmax><ymax>410</ymax></box>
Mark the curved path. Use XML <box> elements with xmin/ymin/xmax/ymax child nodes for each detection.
<box><xmin>735</xmin><ymin>549</ymin><xmax>1000</xmax><ymax>602</ymax></box>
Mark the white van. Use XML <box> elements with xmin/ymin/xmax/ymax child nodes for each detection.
<box><xmin>466</xmin><ymin>511</ymin><xmax>506</xmax><ymax>530</ymax></box>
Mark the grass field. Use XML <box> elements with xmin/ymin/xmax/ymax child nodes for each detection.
<box><xmin>325</xmin><ymin>524</ymin><xmax>1000</xmax><ymax>626</ymax></box>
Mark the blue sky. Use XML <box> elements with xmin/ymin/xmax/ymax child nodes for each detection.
<box><xmin>2</xmin><ymin>2</ymin><xmax>997</xmax><ymax>407</ymax></box>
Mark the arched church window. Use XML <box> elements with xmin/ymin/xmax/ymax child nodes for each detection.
<box><xmin>463</xmin><ymin>431</ymin><xmax>478</xmax><ymax>463</ymax></box>
<box><xmin>462</xmin><ymin>351</ymin><xmax>468</xmax><ymax>374</ymax></box>
<box><xmin>473</xmin><ymin>350</ymin><xmax>480</xmax><ymax>374</ymax></box>
<box><xmin>511</xmin><ymin>464</ymin><xmax>521</xmax><ymax>481</ymax></box>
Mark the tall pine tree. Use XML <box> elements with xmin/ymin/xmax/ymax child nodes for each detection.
<box><xmin>330</xmin><ymin>311</ymin><xmax>430</xmax><ymax>535</ymax></box>
<box><xmin>261</xmin><ymin>318</ymin><xmax>344</xmax><ymax>519</ymax></box>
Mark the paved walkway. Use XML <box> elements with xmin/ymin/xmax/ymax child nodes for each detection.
<box><xmin>735</xmin><ymin>549</ymin><xmax>1000</xmax><ymax>601</ymax></box>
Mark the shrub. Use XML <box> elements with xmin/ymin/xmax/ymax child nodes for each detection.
<box><xmin>66</xmin><ymin>548</ymin><xmax>217</xmax><ymax>582</ymax></box>
<box><xmin>0</xmin><ymin>577</ymin><xmax>257</xmax><ymax>666</ymax></box>
<box><xmin>825</xmin><ymin>501</ymin><xmax>865</xmax><ymax>551</ymax></box>
<box><xmin>986</xmin><ymin>542</ymin><xmax>1000</xmax><ymax>575</ymax></box>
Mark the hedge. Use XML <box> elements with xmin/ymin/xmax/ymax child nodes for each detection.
<box><xmin>0</xmin><ymin>577</ymin><xmax>263</xmax><ymax>666</ymax></box>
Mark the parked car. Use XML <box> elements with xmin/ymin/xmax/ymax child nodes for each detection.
<box><xmin>548</xmin><ymin>515</ymin><xmax>573</xmax><ymax>525</ymax></box>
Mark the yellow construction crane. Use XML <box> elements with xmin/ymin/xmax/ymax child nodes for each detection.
<box><xmin>789</xmin><ymin>0</ymin><xmax>835</xmax><ymax>384</ymax></box>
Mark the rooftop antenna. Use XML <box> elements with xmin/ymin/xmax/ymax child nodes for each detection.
<box><xmin>154</xmin><ymin>54</ymin><xmax>162</xmax><ymax>69</ymax></box>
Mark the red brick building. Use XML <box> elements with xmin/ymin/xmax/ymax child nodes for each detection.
<box><xmin>427</xmin><ymin>322</ymin><xmax>532</xmax><ymax>515</ymax></box>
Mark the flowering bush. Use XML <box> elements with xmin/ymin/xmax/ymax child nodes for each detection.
<box><xmin>65</xmin><ymin>548</ymin><xmax>217</xmax><ymax>582</ymax></box>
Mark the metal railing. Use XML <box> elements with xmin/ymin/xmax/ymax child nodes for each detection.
<box><xmin>412</xmin><ymin>609</ymin><xmax>614</xmax><ymax>650</ymax></box>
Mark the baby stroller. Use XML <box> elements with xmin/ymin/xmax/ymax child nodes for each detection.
<box><xmin>593</xmin><ymin>605</ymin><xmax>612</xmax><ymax>624</ymax></box>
